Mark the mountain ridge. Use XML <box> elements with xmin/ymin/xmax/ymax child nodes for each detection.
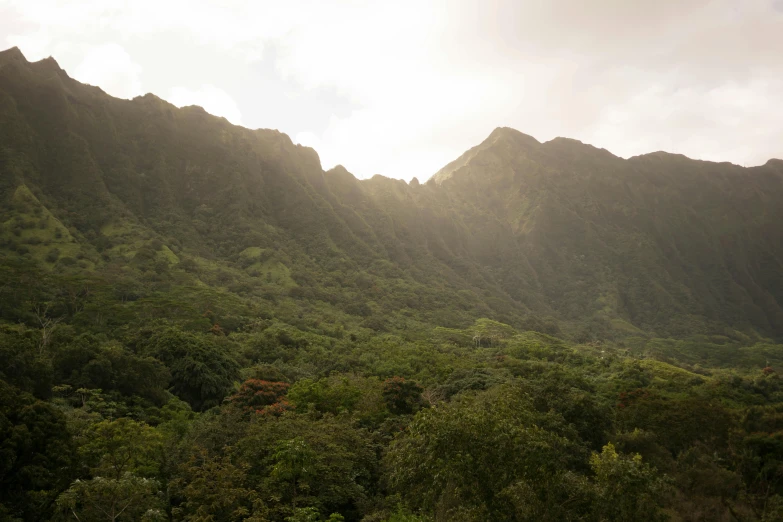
<box><xmin>1</xmin><ymin>46</ymin><xmax>783</xmax><ymax>340</ymax></box>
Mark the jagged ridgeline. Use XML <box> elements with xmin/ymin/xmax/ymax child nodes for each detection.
<box><xmin>1</xmin><ymin>45</ymin><xmax>783</xmax><ymax>340</ymax></box>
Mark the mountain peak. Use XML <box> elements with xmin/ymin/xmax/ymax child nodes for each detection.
<box><xmin>430</xmin><ymin>127</ymin><xmax>540</xmax><ymax>184</ymax></box>
<box><xmin>326</xmin><ymin>165</ymin><xmax>355</xmax><ymax>180</ymax></box>
<box><xmin>628</xmin><ymin>150</ymin><xmax>692</xmax><ymax>164</ymax></box>
<box><xmin>29</xmin><ymin>55</ymin><xmax>64</xmax><ymax>74</ymax></box>
<box><xmin>765</xmin><ymin>158</ymin><xmax>783</xmax><ymax>168</ymax></box>
<box><xmin>0</xmin><ymin>46</ymin><xmax>26</xmax><ymax>64</ymax></box>
<box><xmin>546</xmin><ymin>136</ymin><xmax>585</xmax><ymax>146</ymax></box>
<box><xmin>542</xmin><ymin>136</ymin><xmax>620</xmax><ymax>161</ymax></box>
<box><xmin>0</xmin><ymin>47</ymin><xmax>69</xmax><ymax>81</ymax></box>
<box><xmin>0</xmin><ymin>47</ymin><xmax>32</xmax><ymax>73</ymax></box>
<box><xmin>487</xmin><ymin>126</ymin><xmax>539</xmax><ymax>144</ymax></box>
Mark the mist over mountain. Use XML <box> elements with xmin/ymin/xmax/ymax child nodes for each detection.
<box><xmin>2</xmin><ymin>46</ymin><xmax>782</xmax><ymax>341</ymax></box>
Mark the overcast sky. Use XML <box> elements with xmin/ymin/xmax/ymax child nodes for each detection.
<box><xmin>1</xmin><ymin>0</ymin><xmax>782</xmax><ymax>181</ymax></box>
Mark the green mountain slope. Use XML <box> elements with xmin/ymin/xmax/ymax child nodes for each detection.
<box><xmin>4</xmin><ymin>46</ymin><xmax>783</xmax><ymax>522</ymax></box>
<box><xmin>1</xmin><ymin>46</ymin><xmax>782</xmax><ymax>340</ymax></box>
<box><xmin>429</xmin><ymin>127</ymin><xmax>783</xmax><ymax>338</ymax></box>
<box><xmin>0</xmin><ymin>46</ymin><xmax>531</xmax><ymax>335</ymax></box>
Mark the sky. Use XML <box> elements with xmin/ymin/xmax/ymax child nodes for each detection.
<box><xmin>1</xmin><ymin>0</ymin><xmax>782</xmax><ymax>181</ymax></box>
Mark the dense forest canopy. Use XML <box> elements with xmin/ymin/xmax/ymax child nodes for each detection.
<box><xmin>1</xmin><ymin>46</ymin><xmax>783</xmax><ymax>521</ymax></box>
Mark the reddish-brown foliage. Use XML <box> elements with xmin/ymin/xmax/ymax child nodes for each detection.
<box><xmin>209</xmin><ymin>323</ymin><xmax>225</xmax><ymax>336</ymax></box>
<box><xmin>228</xmin><ymin>379</ymin><xmax>290</xmax><ymax>415</ymax></box>
<box><xmin>617</xmin><ymin>388</ymin><xmax>651</xmax><ymax>409</ymax></box>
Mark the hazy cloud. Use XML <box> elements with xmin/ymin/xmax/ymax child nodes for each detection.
<box><xmin>1</xmin><ymin>0</ymin><xmax>782</xmax><ymax>180</ymax></box>
<box><xmin>169</xmin><ymin>85</ymin><xmax>244</xmax><ymax>126</ymax></box>
<box><xmin>73</xmin><ymin>43</ymin><xmax>143</xmax><ymax>99</ymax></box>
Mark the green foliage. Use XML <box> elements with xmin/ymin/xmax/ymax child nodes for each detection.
<box><xmin>288</xmin><ymin>376</ymin><xmax>361</xmax><ymax>415</ymax></box>
<box><xmin>148</xmin><ymin>328</ymin><xmax>240</xmax><ymax>411</ymax></box>
<box><xmin>79</xmin><ymin>418</ymin><xmax>163</xmax><ymax>479</ymax></box>
<box><xmin>53</xmin><ymin>337</ymin><xmax>170</xmax><ymax>404</ymax></box>
<box><xmin>435</xmin><ymin>368</ymin><xmax>508</xmax><ymax>399</ymax></box>
<box><xmin>521</xmin><ymin>368</ymin><xmax>612</xmax><ymax>450</ymax></box>
<box><xmin>616</xmin><ymin>391</ymin><xmax>733</xmax><ymax>455</ymax></box>
<box><xmin>286</xmin><ymin>507</ymin><xmax>320</xmax><ymax>522</ymax></box>
<box><xmin>385</xmin><ymin>385</ymin><xmax>588</xmax><ymax>521</ymax></box>
<box><xmin>235</xmin><ymin>413</ymin><xmax>377</xmax><ymax>520</ymax></box>
<box><xmin>0</xmin><ymin>328</ymin><xmax>53</xmax><ymax>398</ymax></box>
<box><xmin>0</xmin><ymin>380</ymin><xmax>76</xmax><ymax>521</ymax></box>
<box><xmin>386</xmin><ymin>504</ymin><xmax>431</xmax><ymax>522</ymax></box>
<box><xmin>2</xmin><ymin>45</ymin><xmax>783</xmax><ymax>522</ymax></box>
<box><xmin>56</xmin><ymin>473</ymin><xmax>165</xmax><ymax>522</ymax></box>
<box><xmin>589</xmin><ymin>443</ymin><xmax>670</xmax><ymax>521</ymax></box>
<box><xmin>285</xmin><ymin>507</ymin><xmax>344</xmax><ymax>522</ymax></box>
<box><xmin>172</xmin><ymin>450</ymin><xmax>259</xmax><ymax>522</ymax></box>
<box><xmin>272</xmin><ymin>437</ymin><xmax>318</xmax><ymax>509</ymax></box>
<box><xmin>382</xmin><ymin>377</ymin><xmax>423</xmax><ymax>415</ymax></box>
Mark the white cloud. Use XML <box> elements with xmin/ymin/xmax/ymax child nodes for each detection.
<box><xmin>294</xmin><ymin>130</ymin><xmax>330</xmax><ymax>165</ymax></box>
<box><xmin>587</xmin><ymin>77</ymin><xmax>783</xmax><ymax>166</ymax></box>
<box><xmin>5</xmin><ymin>31</ymin><xmax>51</xmax><ymax>61</ymax></box>
<box><xmin>1</xmin><ymin>0</ymin><xmax>782</xmax><ymax>179</ymax></box>
<box><xmin>72</xmin><ymin>43</ymin><xmax>143</xmax><ymax>99</ymax></box>
<box><xmin>168</xmin><ymin>85</ymin><xmax>243</xmax><ymax>126</ymax></box>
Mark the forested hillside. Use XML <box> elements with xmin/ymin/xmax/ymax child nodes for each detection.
<box><xmin>2</xmin><ymin>46</ymin><xmax>783</xmax><ymax>521</ymax></box>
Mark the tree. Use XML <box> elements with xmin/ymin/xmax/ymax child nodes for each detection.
<box><xmin>469</xmin><ymin>318</ymin><xmax>516</xmax><ymax>348</ymax></box>
<box><xmin>54</xmin><ymin>338</ymin><xmax>171</xmax><ymax>405</ymax></box>
<box><xmin>520</xmin><ymin>368</ymin><xmax>612</xmax><ymax>450</ymax></box>
<box><xmin>732</xmin><ymin>405</ymin><xmax>783</xmax><ymax>520</ymax></box>
<box><xmin>589</xmin><ymin>443</ymin><xmax>670</xmax><ymax>521</ymax></box>
<box><xmin>172</xmin><ymin>449</ymin><xmax>260</xmax><ymax>522</ymax></box>
<box><xmin>272</xmin><ymin>438</ymin><xmax>317</xmax><ymax>511</ymax></box>
<box><xmin>616</xmin><ymin>391</ymin><xmax>733</xmax><ymax>455</ymax></box>
<box><xmin>287</xmin><ymin>376</ymin><xmax>362</xmax><ymax>415</ymax></box>
<box><xmin>80</xmin><ymin>418</ymin><xmax>163</xmax><ymax>480</ymax></box>
<box><xmin>57</xmin><ymin>473</ymin><xmax>165</xmax><ymax>522</ymax></box>
<box><xmin>382</xmin><ymin>377</ymin><xmax>423</xmax><ymax>415</ymax></box>
<box><xmin>286</xmin><ymin>507</ymin><xmax>320</xmax><ymax>522</ymax></box>
<box><xmin>0</xmin><ymin>380</ymin><xmax>76</xmax><ymax>521</ymax></box>
<box><xmin>228</xmin><ymin>379</ymin><xmax>291</xmax><ymax>416</ymax></box>
<box><xmin>236</xmin><ymin>414</ymin><xmax>377</xmax><ymax>520</ymax></box>
<box><xmin>149</xmin><ymin>328</ymin><xmax>240</xmax><ymax>411</ymax></box>
<box><xmin>285</xmin><ymin>507</ymin><xmax>345</xmax><ymax>521</ymax></box>
<box><xmin>0</xmin><ymin>329</ymin><xmax>53</xmax><ymax>399</ymax></box>
<box><xmin>33</xmin><ymin>302</ymin><xmax>64</xmax><ymax>354</ymax></box>
<box><xmin>385</xmin><ymin>385</ymin><xmax>588</xmax><ymax>521</ymax></box>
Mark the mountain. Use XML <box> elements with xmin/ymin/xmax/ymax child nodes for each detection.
<box><xmin>427</xmin><ymin>127</ymin><xmax>783</xmax><ymax>338</ymax></box>
<box><xmin>1</xmin><ymin>46</ymin><xmax>782</xmax><ymax>341</ymax></box>
<box><xmin>5</xmin><ymin>46</ymin><xmax>783</xmax><ymax>522</ymax></box>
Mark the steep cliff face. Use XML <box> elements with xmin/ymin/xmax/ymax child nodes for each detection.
<box><xmin>2</xmin><ymin>46</ymin><xmax>782</xmax><ymax>338</ymax></box>
<box><xmin>0</xmin><ymin>47</ymin><xmax>529</xmax><ymax>333</ymax></box>
<box><xmin>426</xmin><ymin>127</ymin><xmax>783</xmax><ymax>336</ymax></box>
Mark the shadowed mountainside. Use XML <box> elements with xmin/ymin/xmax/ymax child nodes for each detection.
<box><xmin>1</xmin><ymin>46</ymin><xmax>782</xmax><ymax>340</ymax></box>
